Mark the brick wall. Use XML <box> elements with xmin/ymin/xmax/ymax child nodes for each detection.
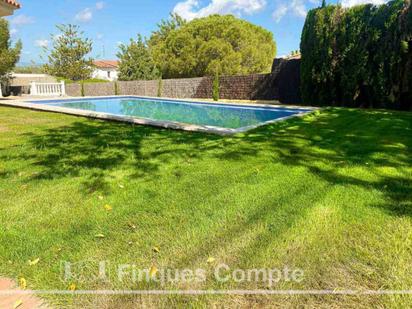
<box><xmin>162</xmin><ymin>77</ymin><xmax>213</xmax><ymax>98</ymax></box>
<box><xmin>64</xmin><ymin>58</ymin><xmax>301</xmax><ymax>103</ymax></box>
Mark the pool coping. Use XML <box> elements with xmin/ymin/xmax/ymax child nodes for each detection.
<box><xmin>0</xmin><ymin>95</ymin><xmax>319</xmax><ymax>135</ymax></box>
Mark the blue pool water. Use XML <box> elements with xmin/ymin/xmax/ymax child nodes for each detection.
<box><xmin>32</xmin><ymin>97</ymin><xmax>311</xmax><ymax>130</ymax></box>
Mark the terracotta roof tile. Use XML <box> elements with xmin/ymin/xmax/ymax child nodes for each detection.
<box><xmin>1</xmin><ymin>0</ymin><xmax>21</xmax><ymax>8</ymax></box>
<box><xmin>93</xmin><ymin>60</ymin><xmax>119</xmax><ymax>69</ymax></box>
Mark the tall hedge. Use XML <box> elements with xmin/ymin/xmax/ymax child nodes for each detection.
<box><xmin>301</xmin><ymin>0</ymin><xmax>412</xmax><ymax>110</ymax></box>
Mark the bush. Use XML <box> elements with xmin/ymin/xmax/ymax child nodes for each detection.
<box><xmin>114</xmin><ymin>82</ymin><xmax>119</xmax><ymax>95</ymax></box>
<box><xmin>213</xmin><ymin>72</ymin><xmax>220</xmax><ymax>101</ymax></box>
<box><xmin>157</xmin><ymin>77</ymin><xmax>162</xmax><ymax>97</ymax></box>
<box><xmin>300</xmin><ymin>0</ymin><xmax>412</xmax><ymax>110</ymax></box>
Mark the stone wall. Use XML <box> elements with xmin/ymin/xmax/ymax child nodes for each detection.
<box><xmin>84</xmin><ymin>82</ymin><xmax>116</xmax><ymax>96</ymax></box>
<box><xmin>66</xmin><ymin>84</ymin><xmax>82</xmax><ymax>97</ymax></box>
<box><xmin>118</xmin><ymin>80</ymin><xmax>158</xmax><ymax>97</ymax></box>
<box><xmin>219</xmin><ymin>74</ymin><xmax>277</xmax><ymax>100</ymax></box>
<box><xmin>64</xmin><ymin>58</ymin><xmax>302</xmax><ymax>103</ymax></box>
<box><xmin>162</xmin><ymin>77</ymin><xmax>213</xmax><ymax>99</ymax></box>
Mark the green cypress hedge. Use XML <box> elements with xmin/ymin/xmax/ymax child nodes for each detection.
<box><xmin>300</xmin><ymin>0</ymin><xmax>412</xmax><ymax>110</ymax></box>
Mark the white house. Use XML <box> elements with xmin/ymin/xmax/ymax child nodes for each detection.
<box><xmin>93</xmin><ymin>60</ymin><xmax>119</xmax><ymax>81</ymax></box>
<box><xmin>0</xmin><ymin>0</ymin><xmax>21</xmax><ymax>97</ymax></box>
<box><xmin>0</xmin><ymin>0</ymin><xmax>20</xmax><ymax>17</ymax></box>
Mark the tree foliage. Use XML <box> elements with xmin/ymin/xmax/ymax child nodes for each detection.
<box><xmin>44</xmin><ymin>24</ymin><xmax>94</xmax><ymax>81</ymax></box>
<box><xmin>117</xmin><ymin>34</ymin><xmax>159</xmax><ymax>81</ymax></box>
<box><xmin>301</xmin><ymin>0</ymin><xmax>412</xmax><ymax>109</ymax></box>
<box><xmin>149</xmin><ymin>14</ymin><xmax>276</xmax><ymax>79</ymax></box>
<box><xmin>149</xmin><ymin>13</ymin><xmax>186</xmax><ymax>52</ymax></box>
<box><xmin>14</xmin><ymin>65</ymin><xmax>44</xmax><ymax>74</ymax></box>
<box><xmin>0</xmin><ymin>19</ymin><xmax>22</xmax><ymax>82</ymax></box>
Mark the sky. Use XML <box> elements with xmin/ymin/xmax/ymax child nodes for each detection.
<box><xmin>6</xmin><ymin>0</ymin><xmax>388</xmax><ymax>65</ymax></box>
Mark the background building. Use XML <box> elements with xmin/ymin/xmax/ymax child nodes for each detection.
<box><xmin>93</xmin><ymin>60</ymin><xmax>119</xmax><ymax>81</ymax></box>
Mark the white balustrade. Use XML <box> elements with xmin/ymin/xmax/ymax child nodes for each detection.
<box><xmin>30</xmin><ymin>81</ymin><xmax>66</xmax><ymax>96</ymax></box>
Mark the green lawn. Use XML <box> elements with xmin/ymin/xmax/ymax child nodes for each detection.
<box><xmin>0</xmin><ymin>106</ymin><xmax>411</xmax><ymax>308</ymax></box>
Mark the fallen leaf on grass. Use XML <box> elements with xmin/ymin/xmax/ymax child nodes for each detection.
<box><xmin>128</xmin><ymin>223</ymin><xmax>137</xmax><ymax>230</ymax></box>
<box><xmin>207</xmin><ymin>257</ymin><xmax>216</xmax><ymax>264</ymax></box>
<box><xmin>13</xmin><ymin>300</ymin><xmax>23</xmax><ymax>309</ymax></box>
<box><xmin>28</xmin><ymin>258</ymin><xmax>40</xmax><ymax>266</ymax></box>
<box><xmin>68</xmin><ymin>283</ymin><xmax>76</xmax><ymax>291</ymax></box>
<box><xmin>104</xmin><ymin>204</ymin><xmax>113</xmax><ymax>211</ymax></box>
<box><xmin>152</xmin><ymin>246</ymin><xmax>160</xmax><ymax>253</ymax></box>
<box><xmin>149</xmin><ymin>265</ymin><xmax>158</xmax><ymax>278</ymax></box>
<box><xmin>95</xmin><ymin>234</ymin><xmax>105</xmax><ymax>239</ymax></box>
<box><xmin>19</xmin><ymin>278</ymin><xmax>27</xmax><ymax>290</ymax></box>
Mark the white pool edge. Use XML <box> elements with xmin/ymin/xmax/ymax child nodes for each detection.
<box><xmin>0</xmin><ymin>96</ymin><xmax>320</xmax><ymax>135</ymax></box>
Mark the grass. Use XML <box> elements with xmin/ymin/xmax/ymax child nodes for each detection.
<box><xmin>0</xmin><ymin>106</ymin><xmax>411</xmax><ymax>308</ymax></box>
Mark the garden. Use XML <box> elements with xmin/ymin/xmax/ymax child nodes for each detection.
<box><xmin>0</xmin><ymin>0</ymin><xmax>411</xmax><ymax>308</ymax></box>
<box><xmin>0</xmin><ymin>106</ymin><xmax>411</xmax><ymax>307</ymax></box>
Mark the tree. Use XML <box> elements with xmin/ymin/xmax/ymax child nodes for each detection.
<box><xmin>149</xmin><ymin>13</ymin><xmax>186</xmax><ymax>48</ymax></box>
<box><xmin>0</xmin><ymin>19</ymin><xmax>22</xmax><ymax>86</ymax></box>
<box><xmin>148</xmin><ymin>13</ymin><xmax>186</xmax><ymax>76</ymax></box>
<box><xmin>149</xmin><ymin>14</ymin><xmax>276</xmax><ymax>79</ymax></box>
<box><xmin>44</xmin><ymin>24</ymin><xmax>94</xmax><ymax>81</ymax></box>
<box><xmin>117</xmin><ymin>34</ymin><xmax>159</xmax><ymax>81</ymax></box>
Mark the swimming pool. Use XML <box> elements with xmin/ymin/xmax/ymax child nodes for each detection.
<box><xmin>19</xmin><ymin>96</ymin><xmax>314</xmax><ymax>134</ymax></box>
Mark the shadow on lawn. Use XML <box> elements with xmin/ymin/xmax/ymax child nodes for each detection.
<box><xmin>3</xmin><ymin>108</ymin><xmax>411</xmax><ymax>217</ymax></box>
<box><xmin>11</xmin><ymin>119</ymin><xmax>222</xmax><ymax>193</ymax></box>
<box><xmin>170</xmin><ymin>108</ymin><xmax>412</xmax><ymax>270</ymax></box>
<box><xmin>229</xmin><ymin>108</ymin><xmax>412</xmax><ymax>217</ymax></box>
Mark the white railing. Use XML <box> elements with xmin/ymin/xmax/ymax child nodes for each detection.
<box><xmin>30</xmin><ymin>81</ymin><xmax>66</xmax><ymax>96</ymax></box>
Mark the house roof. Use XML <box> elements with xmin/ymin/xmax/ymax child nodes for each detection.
<box><xmin>1</xmin><ymin>0</ymin><xmax>21</xmax><ymax>8</ymax></box>
<box><xmin>93</xmin><ymin>60</ymin><xmax>119</xmax><ymax>69</ymax></box>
